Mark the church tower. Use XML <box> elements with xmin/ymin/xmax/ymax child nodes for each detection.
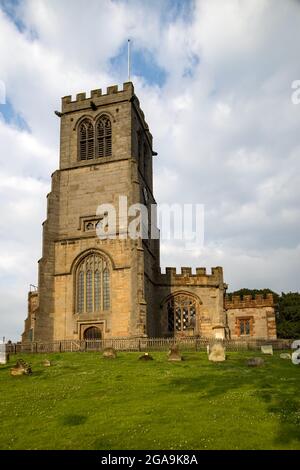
<box><xmin>23</xmin><ymin>82</ymin><xmax>160</xmax><ymax>341</ymax></box>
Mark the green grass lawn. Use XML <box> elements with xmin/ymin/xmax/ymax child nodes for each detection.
<box><xmin>0</xmin><ymin>351</ymin><xmax>299</xmax><ymax>450</ymax></box>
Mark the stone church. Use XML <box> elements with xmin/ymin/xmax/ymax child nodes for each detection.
<box><xmin>22</xmin><ymin>82</ymin><xmax>277</xmax><ymax>342</ymax></box>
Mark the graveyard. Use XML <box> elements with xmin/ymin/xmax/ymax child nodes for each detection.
<box><xmin>0</xmin><ymin>350</ymin><xmax>299</xmax><ymax>450</ymax></box>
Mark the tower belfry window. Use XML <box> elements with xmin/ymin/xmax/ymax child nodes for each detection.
<box><xmin>96</xmin><ymin>116</ymin><xmax>112</xmax><ymax>158</ymax></box>
<box><xmin>79</xmin><ymin>119</ymin><xmax>94</xmax><ymax>160</ymax></box>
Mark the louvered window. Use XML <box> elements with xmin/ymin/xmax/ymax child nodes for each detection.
<box><xmin>96</xmin><ymin>116</ymin><xmax>112</xmax><ymax>158</ymax></box>
<box><xmin>79</xmin><ymin>119</ymin><xmax>94</xmax><ymax>160</ymax></box>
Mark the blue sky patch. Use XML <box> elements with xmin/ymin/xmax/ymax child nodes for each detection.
<box><xmin>110</xmin><ymin>40</ymin><xmax>167</xmax><ymax>87</ymax></box>
<box><xmin>0</xmin><ymin>99</ymin><xmax>30</xmax><ymax>131</ymax></box>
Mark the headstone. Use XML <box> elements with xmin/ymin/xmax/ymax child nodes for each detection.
<box><xmin>10</xmin><ymin>359</ymin><xmax>32</xmax><ymax>376</ymax></box>
<box><xmin>42</xmin><ymin>359</ymin><xmax>51</xmax><ymax>367</ymax></box>
<box><xmin>261</xmin><ymin>345</ymin><xmax>273</xmax><ymax>355</ymax></box>
<box><xmin>167</xmin><ymin>345</ymin><xmax>182</xmax><ymax>362</ymax></box>
<box><xmin>103</xmin><ymin>347</ymin><xmax>117</xmax><ymax>359</ymax></box>
<box><xmin>139</xmin><ymin>352</ymin><xmax>153</xmax><ymax>361</ymax></box>
<box><xmin>280</xmin><ymin>353</ymin><xmax>291</xmax><ymax>360</ymax></box>
<box><xmin>206</xmin><ymin>345</ymin><xmax>210</xmax><ymax>355</ymax></box>
<box><xmin>291</xmin><ymin>350</ymin><xmax>300</xmax><ymax>365</ymax></box>
<box><xmin>291</xmin><ymin>340</ymin><xmax>300</xmax><ymax>350</ymax></box>
<box><xmin>208</xmin><ymin>343</ymin><xmax>226</xmax><ymax>362</ymax></box>
<box><xmin>247</xmin><ymin>357</ymin><xmax>264</xmax><ymax>367</ymax></box>
<box><xmin>0</xmin><ymin>344</ymin><xmax>7</xmax><ymax>365</ymax></box>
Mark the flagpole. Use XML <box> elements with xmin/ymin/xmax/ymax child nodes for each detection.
<box><xmin>127</xmin><ymin>39</ymin><xmax>131</xmax><ymax>82</ymax></box>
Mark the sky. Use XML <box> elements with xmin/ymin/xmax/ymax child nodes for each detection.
<box><xmin>0</xmin><ymin>0</ymin><xmax>300</xmax><ymax>340</ymax></box>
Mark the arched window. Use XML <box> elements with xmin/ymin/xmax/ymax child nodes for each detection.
<box><xmin>96</xmin><ymin>115</ymin><xmax>112</xmax><ymax>158</ymax></box>
<box><xmin>76</xmin><ymin>253</ymin><xmax>111</xmax><ymax>313</ymax></box>
<box><xmin>166</xmin><ymin>294</ymin><xmax>197</xmax><ymax>333</ymax></box>
<box><xmin>79</xmin><ymin>119</ymin><xmax>94</xmax><ymax>160</ymax></box>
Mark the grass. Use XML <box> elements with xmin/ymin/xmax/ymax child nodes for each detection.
<box><xmin>0</xmin><ymin>351</ymin><xmax>299</xmax><ymax>450</ymax></box>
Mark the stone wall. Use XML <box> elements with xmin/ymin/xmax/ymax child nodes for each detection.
<box><xmin>225</xmin><ymin>294</ymin><xmax>277</xmax><ymax>339</ymax></box>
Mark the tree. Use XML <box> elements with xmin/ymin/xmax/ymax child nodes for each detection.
<box><xmin>276</xmin><ymin>292</ymin><xmax>300</xmax><ymax>339</ymax></box>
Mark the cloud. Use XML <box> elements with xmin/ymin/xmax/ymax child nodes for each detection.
<box><xmin>0</xmin><ymin>0</ymin><xmax>300</xmax><ymax>340</ymax></box>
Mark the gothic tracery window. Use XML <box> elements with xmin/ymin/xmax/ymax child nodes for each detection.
<box><xmin>96</xmin><ymin>115</ymin><xmax>112</xmax><ymax>158</ymax></box>
<box><xmin>79</xmin><ymin>118</ymin><xmax>94</xmax><ymax>160</ymax></box>
<box><xmin>76</xmin><ymin>253</ymin><xmax>110</xmax><ymax>313</ymax></box>
<box><xmin>167</xmin><ymin>294</ymin><xmax>197</xmax><ymax>333</ymax></box>
<box><xmin>78</xmin><ymin>115</ymin><xmax>112</xmax><ymax>161</ymax></box>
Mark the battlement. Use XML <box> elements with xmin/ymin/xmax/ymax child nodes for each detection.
<box><xmin>61</xmin><ymin>82</ymin><xmax>134</xmax><ymax>113</ymax></box>
<box><xmin>225</xmin><ymin>293</ymin><xmax>274</xmax><ymax>309</ymax></box>
<box><xmin>157</xmin><ymin>266</ymin><xmax>224</xmax><ymax>287</ymax></box>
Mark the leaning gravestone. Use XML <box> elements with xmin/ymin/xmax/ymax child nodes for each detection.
<box><xmin>167</xmin><ymin>345</ymin><xmax>182</xmax><ymax>362</ymax></box>
<box><xmin>208</xmin><ymin>343</ymin><xmax>226</xmax><ymax>362</ymax></box>
<box><xmin>102</xmin><ymin>347</ymin><xmax>117</xmax><ymax>359</ymax></box>
<box><xmin>247</xmin><ymin>357</ymin><xmax>264</xmax><ymax>367</ymax></box>
<box><xmin>261</xmin><ymin>345</ymin><xmax>273</xmax><ymax>355</ymax></box>
<box><xmin>0</xmin><ymin>344</ymin><xmax>7</xmax><ymax>365</ymax></box>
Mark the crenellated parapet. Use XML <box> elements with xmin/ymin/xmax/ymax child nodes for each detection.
<box><xmin>225</xmin><ymin>293</ymin><xmax>274</xmax><ymax>309</ymax></box>
<box><xmin>60</xmin><ymin>81</ymin><xmax>151</xmax><ymax>137</ymax></box>
<box><xmin>157</xmin><ymin>266</ymin><xmax>224</xmax><ymax>287</ymax></box>
<box><xmin>61</xmin><ymin>82</ymin><xmax>134</xmax><ymax>112</ymax></box>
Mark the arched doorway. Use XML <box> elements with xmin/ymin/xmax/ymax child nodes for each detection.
<box><xmin>83</xmin><ymin>326</ymin><xmax>102</xmax><ymax>340</ymax></box>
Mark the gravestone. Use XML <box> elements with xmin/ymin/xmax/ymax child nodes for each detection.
<box><xmin>10</xmin><ymin>359</ymin><xmax>32</xmax><ymax>376</ymax></box>
<box><xmin>139</xmin><ymin>352</ymin><xmax>153</xmax><ymax>361</ymax></box>
<box><xmin>247</xmin><ymin>357</ymin><xmax>264</xmax><ymax>367</ymax></box>
<box><xmin>280</xmin><ymin>353</ymin><xmax>291</xmax><ymax>360</ymax></box>
<box><xmin>208</xmin><ymin>343</ymin><xmax>226</xmax><ymax>362</ymax></box>
<box><xmin>103</xmin><ymin>347</ymin><xmax>117</xmax><ymax>359</ymax></box>
<box><xmin>0</xmin><ymin>344</ymin><xmax>7</xmax><ymax>365</ymax></box>
<box><xmin>167</xmin><ymin>345</ymin><xmax>182</xmax><ymax>362</ymax></box>
<box><xmin>261</xmin><ymin>345</ymin><xmax>273</xmax><ymax>355</ymax></box>
<box><xmin>42</xmin><ymin>359</ymin><xmax>51</xmax><ymax>367</ymax></box>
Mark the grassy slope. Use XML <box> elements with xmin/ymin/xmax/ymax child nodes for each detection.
<box><xmin>0</xmin><ymin>351</ymin><xmax>299</xmax><ymax>450</ymax></box>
